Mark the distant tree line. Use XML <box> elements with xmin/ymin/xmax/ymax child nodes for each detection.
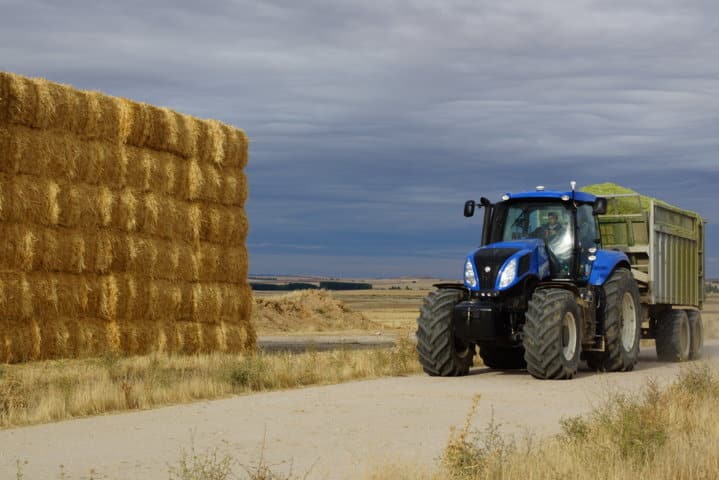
<box><xmin>250</xmin><ymin>281</ymin><xmax>372</xmax><ymax>291</ymax></box>
<box><xmin>706</xmin><ymin>282</ymin><xmax>719</xmax><ymax>295</ymax></box>
<box><xmin>319</xmin><ymin>281</ymin><xmax>372</xmax><ymax>291</ymax></box>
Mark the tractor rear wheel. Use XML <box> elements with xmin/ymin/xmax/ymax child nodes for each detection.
<box><xmin>416</xmin><ymin>289</ymin><xmax>474</xmax><ymax>376</ymax></box>
<box><xmin>655</xmin><ymin>309</ymin><xmax>690</xmax><ymax>362</ymax></box>
<box><xmin>687</xmin><ymin>310</ymin><xmax>703</xmax><ymax>360</ymax></box>
<box><xmin>585</xmin><ymin>268</ymin><xmax>641</xmax><ymax>372</ymax></box>
<box><xmin>523</xmin><ymin>289</ymin><xmax>581</xmax><ymax>380</ymax></box>
<box><xmin>478</xmin><ymin>343</ymin><xmax>526</xmax><ymax>370</ymax></box>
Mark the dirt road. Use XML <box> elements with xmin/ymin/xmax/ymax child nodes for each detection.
<box><xmin>2</xmin><ymin>341</ymin><xmax>718</xmax><ymax>479</ymax></box>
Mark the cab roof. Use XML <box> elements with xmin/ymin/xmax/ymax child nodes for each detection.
<box><xmin>502</xmin><ymin>190</ymin><xmax>597</xmax><ymax>203</ymax></box>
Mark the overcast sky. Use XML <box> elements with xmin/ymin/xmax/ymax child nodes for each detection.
<box><xmin>3</xmin><ymin>0</ymin><xmax>718</xmax><ymax>279</ymax></box>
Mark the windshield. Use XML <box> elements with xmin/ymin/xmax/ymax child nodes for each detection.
<box><xmin>490</xmin><ymin>201</ymin><xmax>574</xmax><ymax>277</ymax></box>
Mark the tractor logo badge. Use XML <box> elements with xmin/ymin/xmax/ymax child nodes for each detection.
<box><xmin>484</xmin><ymin>266</ymin><xmax>491</xmax><ymax>273</ymax></box>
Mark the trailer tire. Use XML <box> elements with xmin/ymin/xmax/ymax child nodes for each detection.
<box><xmin>687</xmin><ymin>310</ymin><xmax>703</xmax><ymax>360</ymax></box>
<box><xmin>523</xmin><ymin>289</ymin><xmax>581</xmax><ymax>380</ymax></box>
<box><xmin>655</xmin><ymin>310</ymin><xmax>690</xmax><ymax>362</ymax></box>
<box><xmin>478</xmin><ymin>343</ymin><xmax>526</xmax><ymax>370</ymax></box>
<box><xmin>586</xmin><ymin>268</ymin><xmax>641</xmax><ymax>372</ymax></box>
<box><xmin>416</xmin><ymin>289</ymin><xmax>474</xmax><ymax>376</ymax></box>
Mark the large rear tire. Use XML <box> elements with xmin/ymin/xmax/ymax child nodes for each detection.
<box><xmin>478</xmin><ymin>343</ymin><xmax>526</xmax><ymax>370</ymax></box>
<box><xmin>416</xmin><ymin>290</ymin><xmax>474</xmax><ymax>376</ymax></box>
<box><xmin>687</xmin><ymin>310</ymin><xmax>703</xmax><ymax>360</ymax></box>
<box><xmin>523</xmin><ymin>289</ymin><xmax>581</xmax><ymax>380</ymax></box>
<box><xmin>585</xmin><ymin>268</ymin><xmax>641</xmax><ymax>372</ymax></box>
<box><xmin>655</xmin><ymin>309</ymin><xmax>690</xmax><ymax>362</ymax></box>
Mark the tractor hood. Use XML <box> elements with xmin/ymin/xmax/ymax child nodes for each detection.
<box><xmin>464</xmin><ymin>239</ymin><xmax>550</xmax><ymax>291</ymax></box>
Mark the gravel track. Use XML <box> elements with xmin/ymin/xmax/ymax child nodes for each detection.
<box><xmin>1</xmin><ymin>340</ymin><xmax>717</xmax><ymax>479</ymax></box>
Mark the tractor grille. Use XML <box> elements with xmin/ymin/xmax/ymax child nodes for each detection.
<box><xmin>474</xmin><ymin>248</ymin><xmax>520</xmax><ymax>290</ymax></box>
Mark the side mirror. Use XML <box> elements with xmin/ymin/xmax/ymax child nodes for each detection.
<box><xmin>593</xmin><ymin>197</ymin><xmax>607</xmax><ymax>215</ymax></box>
<box><xmin>464</xmin><ymin>200</ymin><xmax>476</xmax><ymax>217</ymax></box>
<box><xmin>480</xmin><ymin>197</ymin><xmax>491</xmax><ymax>207</ymax></box>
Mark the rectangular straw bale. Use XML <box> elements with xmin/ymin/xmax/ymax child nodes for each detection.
<box><xmin>185</xmin><ymin>282</ymin><xmax>252</xmax><ymax>323</ymax></box>
<box><xmin>124</xmin><ymin>146</ymin><xmax>182</xmax><ymax>195</ymax></box>
<box><xmin>116</xmin><ymin>318</ymin><xmax>162</xmax><ymax>356</ymax></box>
<box><xmin>0</xmin><ymin>223</ymin><xmax>37</xmax><ymax>271</ymax></box>
<box><xmin>108</xmin><ymin>233</ymin><xmax>195</xmax><ymax>281</ymax></box>
<box><xmin>56</xmin><ymin>183</ymin><xmax>113</xmax><ymax>229</ymax></box>
<box><xmin>116</xmin><ymin>276</ymin><xmax>193</xmax><ymax>323</ymax></box>
<box><xmin>196</xmin><ymin>244</ymin><xmax>247</xmax><ymax>283</ymax></box>
<box><xmin>220</xmin><ymin>170</ymin><xmax>248</xmax><ymax>207</ymax></box>
<box><xmin>137</xmin><ymin>194</ymin><xmax>198</xmax><ymax>244</ymax></box>
<box><xmin>200</xmin><ymin>205</ymin><xmax>249</xmax><ymax>245</ymax></box>
<box><xmin>2</xmin><ymin>125</ymin><xmax>127</xmax><ymax>187</ymax></box>
<box><xmin>0</xmin><ymin>320</ymin><xmax>37</xmax><ymax>363</ymax></box>
<box><xmin>236</xmin><ymin>282</ymin><xmax>254</xmax><ymax>324</ymax></box>
<box><xmin>220</xmin><ymin>123</ymin><xmax>249</xmax><ymax>169</ymax></box>
<box><xmin>125</xmin><ymin>101</ymin><xmax>198</xmax><ymax>158</ymax></box>
<box><xmin>195</xmin><ymin>119</ymin><xmax>225</xmax><ymax>166</ymax></box>
<box><xmin>0</xmin><ymin>125</ymin><xmax>128</xmax><ymax>190</ymax></box>
<box><xmin>190</xmin><ymin>283</ymin><xmax>223</xmax><ymax>324</ymax></box>
<box><xmin>0</xmin><ymin>272</ymin><xmax>34</xmax><ymax>320</ymax></box>
<box><xmin>37</xmin><ymin>315</ymin><xmax>71</xmax><ymax>360</ymax></box>
<box><xmin>146</xmin><ymin>279</ymin><xmax>184</xmax><ymax>321</ymax></box>
<box><xmin>64</xmin><ymin>317</ymin><xmax>115</xmax><ymax>358</ymax></box>
<box><xmin>195</xmin><ymin>120</ymin><xmax>249</xmax><ymax>168</ymax></box>
<box><xmin>170</xmin><ymin>159</ymin><xmax>247</xmax><ymax>206</ymax></box>
<box><xmin>216</xmin><ymin>246</ymin><xmax>248</xmax><ymax>283</ymax></box>
<box><xmin>0</xmin><ymin>175</ymin><xmax>60</xmax><ymax>226</ymax></box>
<box><xmin>0</xmin><ymin>73</ymin><xmax>131</xmax><ymax>142</ymax></box>
<box><xmin>0</xmin><ymin>72</ymin><xmax>38</xmax><ymax>127</ymax></box>
<box><xmin>174</xmin><ymin>320</ymin><xmax>206</xmax><ymax>354</ymax></box>
<box><xmin>224</xmin><ymin>323</ymin><xmax>254</xmax><ymax>352</ymax></box>
<box><xmin>0</xmin><ymin>223</ymin><xmax>118</xmax><ymax>275</ymax></box>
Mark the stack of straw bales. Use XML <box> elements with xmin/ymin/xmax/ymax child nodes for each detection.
<box><xmin>0</xmin><ymin>72</ymin><xmax>254</xmax><ymax>362</ymax></box>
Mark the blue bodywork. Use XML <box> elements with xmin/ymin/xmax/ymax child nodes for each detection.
<box><xmin>463</xmin><ymin>189</ymin><xmax>630</xmax><ymax>291</ymax></box>
<box><xmin>587</xmin><ymin>250</ymin><xmax>630</xmax><ymax>286</ymax></box>
<box><xmin>465</xmin><ymin>240</ymin><xmax>550</xmax><ymax>291</ymax></box>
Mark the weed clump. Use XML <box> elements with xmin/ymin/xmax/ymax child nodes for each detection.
<box><xmin>442</xmin><ymin>396</ymin><xmax>515</xmax><ymax>479</ymax></box>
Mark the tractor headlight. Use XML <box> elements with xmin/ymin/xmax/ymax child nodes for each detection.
<box><xmin>498</xmin><ymin>257</ymin><xmax>518</xmax><ymax>289</ymax></box>
<box><xmin>464</xmin><ymin>259</ymin><xmax>477</xmax><ymax>288</ymax></box>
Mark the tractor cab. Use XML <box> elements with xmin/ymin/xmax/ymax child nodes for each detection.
<box><xmin>463</xmin><ymin>187</ymin><xmax>607</xmax><ymax>292</ymax></box>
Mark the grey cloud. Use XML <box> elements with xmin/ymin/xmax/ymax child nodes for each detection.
<box><xmin>2</xmin><ymin>0</ymin><xmax>718</xmax><ymax>276</ymax></box>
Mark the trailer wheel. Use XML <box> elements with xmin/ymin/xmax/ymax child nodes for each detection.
<box><xmin>655</xmin><ymin>310</ymin><xmax>690</xmax><ymax>362</ymax></box>
<box><xmin>478</xmin><ymin>343</ymin><xmax>526</xmax><ymax>370</ymax></box>
<box><xmin>687</xmin><ymin>310</ymin><xmax>703</xmax><ymax>360</ymax></box>
<box><xmin>586</xmin><ymin>268</ymin><xmax>641</xmax><ymax>372</ymax></box>
<box><xmin>416</xmin><ymin>289</ymin><xmax>473</xmax><ymax>376</ymax></box>
<box><xmin>523</xmin><ymin>289</ymin><xmax>581</xmax><ymax>380</ymax></box>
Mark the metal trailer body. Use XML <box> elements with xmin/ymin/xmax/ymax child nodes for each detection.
<box><xmin>596</xmin><ymin>194</ymin><xmax>705</xmax><ymax>317</ymax></box>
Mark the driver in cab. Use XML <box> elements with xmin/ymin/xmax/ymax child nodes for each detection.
<box><xmin>538</xmin><ymin>211</ymin><xmax>563</xmax><ymax>242</ymax></box>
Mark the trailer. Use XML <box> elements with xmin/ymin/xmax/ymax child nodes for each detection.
<box><xmin>597</xmin><ymin>194</ymin><xmax>705</xmax><ymax>360</ymax></box>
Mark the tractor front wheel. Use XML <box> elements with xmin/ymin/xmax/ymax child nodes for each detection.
<box><xmin>416</xmin><ymin>289</ymin><xmax>474</xmax><ymax>376</ymax></box>
<box><xmin>523</xmin><ymin>289</ymin><xmax>581</xmax><ymax>380</ymax></box>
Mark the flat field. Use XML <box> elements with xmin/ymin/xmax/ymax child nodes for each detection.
<box><xmin>254</xmin><ymin>277</ymin><xmax>719</xmax><ymax>338</ymax></box>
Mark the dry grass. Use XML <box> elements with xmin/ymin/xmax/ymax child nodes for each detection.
<box><xmin>368</xmin><ymin>362</ymin><xmax>719</xmax><ymax>480</ymax></box>
<box><xmin>0</xmin><ymin>337</ymin><xmax>419</xmax><ymax>429</ymax></box>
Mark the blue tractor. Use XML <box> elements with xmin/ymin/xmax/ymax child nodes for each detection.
<box><xmin>416</xmin><ymin>183</ymin><xmax>642</xmax><ymax>379</ymax></box>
